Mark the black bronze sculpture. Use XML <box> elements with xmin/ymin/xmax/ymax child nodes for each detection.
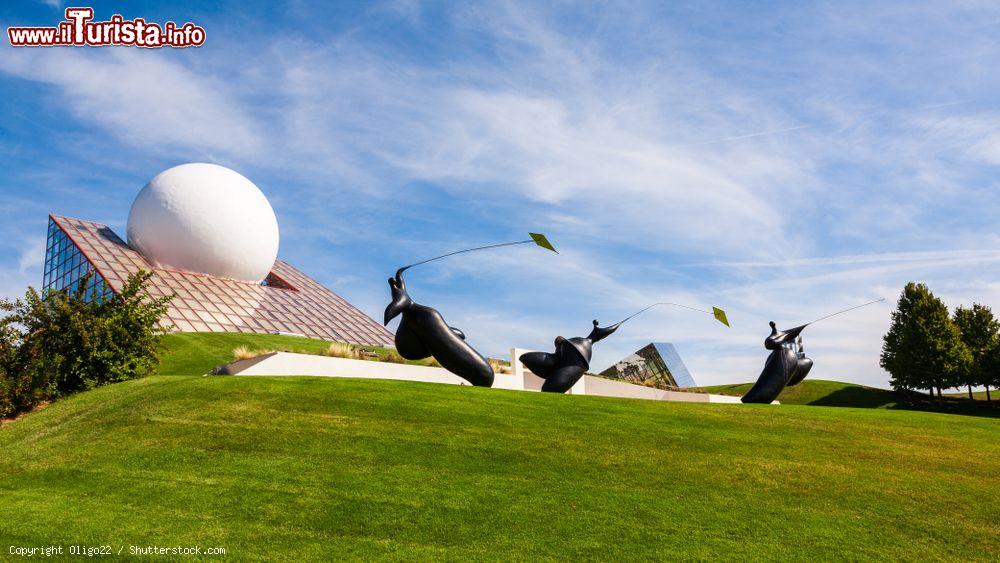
<box><xmin>786</xmin><ymin>336</ymin><xmax>813</xmax><ymax>387</ymax></box>
<box><xmin>520</xmin><ymin>320</ymin><xmax>622</xmax><ymax>393</ymax></box>
<box><xmin>522</xmin><ymin>302</ymin><xmax>729</xmax><ymax>393</ymax></box>
<box><xmin>741</xmin><ymin>322</ymin><xmax>810</xmax><ymax>404</ymax></box>
<box><xmin>385</xmin><ymin>268</ymin><xmax>494</xmax><ymax>386</ymax></box>
<box><xmin>741</xmin><ymin>299</ymin><xmax>884</xmax><ymax>404</ymax></box>
<box><xmin>385</xmin><ymin>233</ymin><xmax>557</xmax><ymax>387</ymax></box>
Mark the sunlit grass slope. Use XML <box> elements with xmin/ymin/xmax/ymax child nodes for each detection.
<box><xmin>1</xmin><ymin>373</ymin><xmax>997</xmax><ymax>560</ymax></box>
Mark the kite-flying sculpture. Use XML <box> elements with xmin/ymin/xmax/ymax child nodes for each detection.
<box><xmin>521</xmin><ymin>303</ymin><xmax>730</xmax><ymax>393</ymax></box>
<box><xmin>741</xmin><ymin>299</ymin><xmax>885</xmax><ymax>404</ymax></box>
<box><xmin>385</xmin><ymin>233</ymin><xmax>557</xmax><ymax>387</ymax></box>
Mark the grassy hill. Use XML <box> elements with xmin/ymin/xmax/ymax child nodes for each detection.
<box><xmin>156</xmin><ymin>332</ymin><xmax>442</xmax><ymax>375</ymax></box>
<box><xmin>156</xmin><ymin>332</ymin><xmax>334</xmax><ymax>374</ymax></box>
<box><xmin>697</xmin><ymin>380</ymin><xmax>997</xmax><ymax>416</ymax></box>
<box><xmin>946</xmin><ymin>390</ymin><xmax>995</xmax><ymax>401</ymax></box>
<box><xmin>0</xmin><ymin>333</ymin><xmax>997</xmax><ymax>559</ymax></box>
<box><xmin>695</xmin><ymin>379</ymin><xmax>902</xmax><ymax>408</ymax></box>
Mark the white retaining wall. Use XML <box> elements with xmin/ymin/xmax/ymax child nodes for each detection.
<box><xmin>224</xmin><ymin>352</ymin><xmax>469</xmax><ymax>385</ymax></box>
<box><xmin>217</xmin><ymin>349</ymin><xmax>750</xmax><ymax>404</ymax></box>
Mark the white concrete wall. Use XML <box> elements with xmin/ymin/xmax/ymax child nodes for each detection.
<box><xmin>491</xmin><ymin>368</ymin><xmax>525</xmax><ymax>391</ymax></box>
<box><xmin>510</xmin><ymin>347</ymin><xmax>543</xmax><ymax>391</ymax></box>
<box><xmin>233</xmin><ymin>352</ymin><xmax>470</xmax><ymax>385</ymax></box>
<box><xmin>708</xmin><ymin>394</ymin><xmax>744</xmax><ymax>404</ymax></box>
<box><xmin>580</xmin><ymin>374</ymin><xmax>668</xmax><ymax>400</ymax></box>
<box><xmin>581</xmin><ymin>375</ymin><xmax>719</xmax><ymax>402</ymax></box>
<box><xmin>220</xmin><ymin>351</ymin><xmax>760</xmax><ymax>405</ymax></box>
<box><xmin>510</xmin><ymin>348</ymin><xmax>746</xmax><ymax>403</ymax></box>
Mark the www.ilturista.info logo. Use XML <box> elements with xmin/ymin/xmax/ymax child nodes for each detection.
<box><xmin>8</xmin><ymin>7</ymin><xmax>205</xmax><ymax>48</ymax></box>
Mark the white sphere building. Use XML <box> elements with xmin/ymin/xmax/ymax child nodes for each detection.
<box><xmin>126</xmin><ymin>163</ymin><xmax>280</xmax><ymax>284</ymax></box>
<box><xmin>40</xmin><ymin>163</ymin><xmax>393</xmax><ymax>346</ymax></box>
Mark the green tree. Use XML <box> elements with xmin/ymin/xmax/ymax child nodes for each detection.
<box><xmin>985</xmin><ymin>344</ymin><xmax>999</xmax><ymax>402</ymax></box>
<box><xmin>880</xmin><ymin>283</ymin><xmax>971</xmax><ymax>402</ymax></box>
<box><xmin>0</xmin><ymin>270</ymin><xmax>172</xmax><ymax>417</ymax></box>
<box><xmin>953</xmin><ymin>304</ymin><xmax>999</xmax><ymax>400</ymax></box>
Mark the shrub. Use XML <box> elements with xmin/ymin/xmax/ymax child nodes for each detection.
<box><xmin>396</xmin><ymin>351</ymin><xmax>441</xmax><ymax>368</ymax></box>
<box><xmin>488</xmin><ymin>358</ymin><xmax>511</xmax><ymax>374</ymax></box>
<box><xmin>323</xmin><ymin>342</ymin><xmax>363</xmax><ymax>360</ymax></box>
<box><xmin>232</xmin><ymin>346</ymin><xmax>274</xmax><ymax>361</ymax></box>
<box><xmin>0</xmin><ymin>315</ymin><xmax>53</xmax><ymax>418</ymax></box>
<box><xmin>0</xmin><ymin>270</ymin><xmax>171</xmax><ymax>418</ymax></box>
<box><xmin>381</xmin><ymin>348</ymin><xmax>406</xmax><ymax>364</ymax></box>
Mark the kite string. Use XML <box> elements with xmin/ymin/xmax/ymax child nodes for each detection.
<box><xmin>401</xmin><ymin>239</ymin><xmax>533</xmax><ymax>271</ymax></box>
<box><xmin>805</xmin><ymin>298</ymin><xmax>886</xmax><ymax>326</ymax></box>
<box><xmin>617</xmin><ymin>302</ymin><xmax>714</xmax><ymax>325</ymax></box>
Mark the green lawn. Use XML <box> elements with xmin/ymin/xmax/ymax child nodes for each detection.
<box><xmin>1</xmin><ymin>375</ymin><xmax>997</xmax><ymax>560</ymax></box>
<box><xmin>0</xmin><ymin>334</ymin><xmax>997</xmax><ymax>560</ymax></box>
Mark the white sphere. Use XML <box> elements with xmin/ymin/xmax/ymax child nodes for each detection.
<box><xmin>127</xmin><ymin>163</ymin><xmax>279</xmax><ymax>283</ymax></box>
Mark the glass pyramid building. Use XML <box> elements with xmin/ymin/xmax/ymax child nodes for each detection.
<box><xmin>599</xmin><ymin>342</ymin><xmax>696</xmax><ymax>389</ymax></box>
<box><xmin>42</xmin><ymin>215</ymin><xmax>394</xmax><ymax>347</ymax></box>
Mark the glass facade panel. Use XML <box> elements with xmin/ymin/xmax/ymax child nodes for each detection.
<box><xmin>653</xmin><ymin>343</ymin><xmax>697</xmax><ymax>388</ymax></box>
<box><xmin>44</xmin><ymin>215</ymin><xmax>394</xmax><ymax>346</ymax></box>
<box><xmin>599</xmin><ymin>342</ymin><xmax>697</xmax><ymax>389</ymax></box>
<box><xmin>42</xmin><ymin>217</ymin><xmax>114</xmax><ymax>303</ymax></box>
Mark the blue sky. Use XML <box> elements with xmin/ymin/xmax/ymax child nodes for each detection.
<box><xmin>2</xmin><ymin>0</ymin><xmax>999</xmax><ymax>388</ymax></box>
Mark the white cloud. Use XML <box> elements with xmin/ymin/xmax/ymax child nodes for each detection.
<box><xmin>264</xmin><ymin>13</ymin><xmax>815</xmax><ymax>257</ymax></box>
<box><xmin>18</xmin><ymin>237</ymin><xmax>45</xmax><ymax>275</ymax></box>
<box><xmin>0</xmin><ymin>48</ymin><xmax>263</xmax><ymax>159</ymax></box>
<box><xmin>0</xmin><ymin>237</ymin><xmax>47</xmax><ymax>303</ymax></box>
<box><xmin>913</xmin><ymin>113</ymin><xmax>1000</xmax><ymax>166</ymax></box>
<box><xmin>687</xmin><ymin>249</ymin><xmax>1000</xmax><ymax>269</ymax></box>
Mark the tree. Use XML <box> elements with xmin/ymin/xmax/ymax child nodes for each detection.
<box><xmin>0</xmin><ymin>270</ymin><xmax>172</xmax><ymax>418</ymax></box>
<box><xmin>985</xmin><ymin>345</ymin><xmax>1000</xmax><ymax>402</ymax></box>
<box><xmin>881</xmin><ymin>283</ymin><xmax>971</xmax><ymax>402</ymax></box>
<box><xmin>953</xmin><ymin>304</ymin><xmax>999</xmax><ymax>400</ymax></box>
